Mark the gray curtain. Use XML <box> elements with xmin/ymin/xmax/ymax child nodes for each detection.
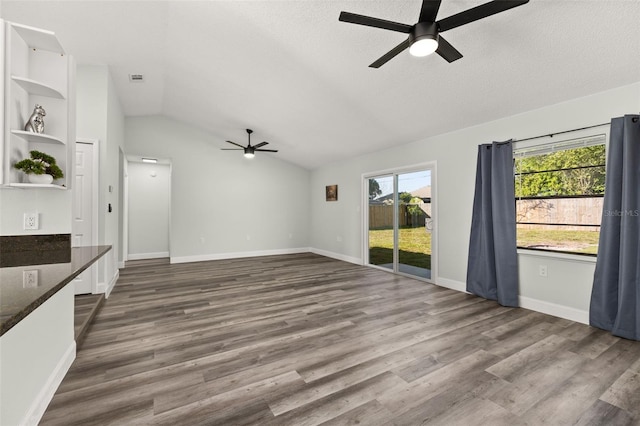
<box><xmin>467</xmin><ymin>141</ymin><xmax>519</xmax><ymax>307</ymax></box>
<box><xmin>590</xmin><ymin>115</ymin><xmax>640</xmax><ymax>340</ymax></box>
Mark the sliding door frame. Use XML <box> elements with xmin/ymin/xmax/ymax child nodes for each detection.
<box><xmin>362</xmin><ymin>161</ymin><xmax>438</xmax><ymax>283</ymax></box>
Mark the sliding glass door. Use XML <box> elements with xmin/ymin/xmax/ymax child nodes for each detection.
<box><xmin>366</xmin><ymin>166</ymin><xmax>434</xmax><ymax>281</ymax></box>
<box><xmin>367</xmin><ymin>175</ymin><xmax>394</xmax><ymax>271</ymax></box>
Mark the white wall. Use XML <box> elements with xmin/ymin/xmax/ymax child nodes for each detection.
<box><xmin>118</xmin><ymin>148</ymin><xmax>125</xmax><ymax>266</ymax></box>
<box><xmin>310</xmin><ymin>82</ymin><xmax>640</xmax><ymax>323</ymax></box>
<box><xmin>104</xmin><ymin>70</ymin><xmax>125</xmax><ymax>288</ymax></box>
<box><xmin>76</xmin><ymin>65</ymin><xmax>124</xmax><ymax>291</ymax></box>
<box><xmin>0</xmin><ymin>189</ymin><xmax>72</xmax><ymax>235</ymax></box>
<box><xmin>127</xmin><ymin>162</ymin><xmax>170</xmax><ymax>259</ymax></box>
<box><xmin>125</xmin><ymin>116</ymin><xmax>310</xmax><ymax>262</ymax></box>
<box><xmin>0</xmin><ymin>283</ymin><xmax>75</xmax><ymax>426</ymax></box>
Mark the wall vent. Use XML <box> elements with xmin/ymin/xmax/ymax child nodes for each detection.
<box><xmin>129</xmin><ymin>74</ymin><xmax>144</xmax><ymax>82</ymax></box>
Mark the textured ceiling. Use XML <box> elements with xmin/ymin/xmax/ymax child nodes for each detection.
<box><xmin>2</xmin><ymin>1</ymin><xmax>639</xmax><ymax>169</ymax></box>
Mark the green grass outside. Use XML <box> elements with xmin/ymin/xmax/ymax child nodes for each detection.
<box><xmin>368</xmin><ymin>227</ymin><xmax>432</xmax><ymax>269</ymax></box>
<box><xmin>517</xmin><ymin>228</ymin><xmax>599</xmax><ymax>254</ymax></box>
<box><xmin>369</xmin><ymin>227</ymin><xmax>598</xmax><ymax>267</ymax></box>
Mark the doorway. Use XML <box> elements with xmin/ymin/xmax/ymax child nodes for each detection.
<box><xmin>364</xmin><ymin>164</ymin><xmax>436</xmax><ymax>282</ymax></box>
<box><xmin>125</xmin><ymin>158</ymin><xmax>171</xmax><ymax>260</ymax></box>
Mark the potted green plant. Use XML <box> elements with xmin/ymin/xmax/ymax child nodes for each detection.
<box><xmin>14</xmin><ymin>150</ymin><xmax>64</xmax><ymax>184</ymax></box>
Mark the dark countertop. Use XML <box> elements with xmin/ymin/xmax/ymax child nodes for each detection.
<box><xmin>0</xmin><ymin>245</ymin><xmax>112</xmax><ymax>336</ymax></box>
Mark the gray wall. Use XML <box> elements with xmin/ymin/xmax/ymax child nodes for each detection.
<box><xmin>127</xmin><ymin>162</ymin><xmax>170</xmax><ymax>258</ymax></box>
<box><xmin>310</xmin><ymin>82</ymin><xmax>640</xmax><ymax>322</ymax></box>
<box><xmin>125</xmin><ymin>116</ymin><xmax>310</xmax><ymax>261</ymax></box>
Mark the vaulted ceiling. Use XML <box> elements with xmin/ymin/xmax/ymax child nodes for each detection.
<box><xmin>2</xmin><ymin>1</ymin><xmax>639</xmax><ymax>169</ymax></box>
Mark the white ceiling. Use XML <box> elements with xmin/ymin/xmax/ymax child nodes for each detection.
<box><xmin>2</xmin><ymin>1</ymin><xmax>639</xmax><ymax>169</ymax></box>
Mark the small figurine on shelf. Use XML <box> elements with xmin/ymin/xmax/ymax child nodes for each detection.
<box><xmin>24</xmin><ymin>104</ymin><xmax>46</xmax><ymax>134</ymax></box>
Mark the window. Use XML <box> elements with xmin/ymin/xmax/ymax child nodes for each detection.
<box><xmin>514</xmin><ymin>134</ymin><xmax>606</xmax><ymax>255</ymax></box>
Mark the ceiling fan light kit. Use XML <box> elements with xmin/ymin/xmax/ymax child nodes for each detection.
<box><xmin>221</xmin><ymin>128</ymin><xmax>278</xmax><ymax>159</ymax></box>
<box><xmin>408</xmin><ymin>22</ymin><xmax>439</xmax><ymax>57</ymax></box>
<box><xmin>339</xmin><ymin>0</ymin><xmax>529</xmax><ymax>68</ymax></box>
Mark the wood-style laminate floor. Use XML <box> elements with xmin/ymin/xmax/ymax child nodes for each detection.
<box><xmin>41</xmin><ymin>253</ymin><xmax>640</xmax><ymax>425</ymax></box>
<box><xmin>74</xmin><ymin>293</ymin><xmax>104</xmax><ymax>349</ymax></box>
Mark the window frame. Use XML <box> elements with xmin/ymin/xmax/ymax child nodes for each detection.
<box><xmin>512</xmin><ymin>125</ymin><xmax>610</xmax><ymax>258</ymax></box>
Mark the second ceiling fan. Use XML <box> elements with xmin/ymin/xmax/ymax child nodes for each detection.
<box><xmin>222</xmin><ymin>129</ymin><xmax>278</xmax><ymax>159</ymax></box>
<box><xmin>339</xmin><ymin>0</ymin><xmax>529</xmax><ymax>68</ymax></box>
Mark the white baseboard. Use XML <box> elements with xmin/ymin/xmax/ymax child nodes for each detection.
<box><xmin>433</xmin><ymin>277</ymin><xmax>589</xmax><ymax>324</ymax></box>
<box><xmin>170</xmin><ymin>247</ymin><xmax>310</xmax><ymax>264</ymax></box>
<box><xmin>128</xmin><ymin>251</ymin><xmax>169</xmax><ymax>260</ymax></box>
<box><xmin>23</xmin><ymin>340</ymin><xmax>76</xmax><ymax>426</ymax></box>
<box><xmin>435</xmin><ymin>277</ymin><xmax>468</xmax><ymax>293</ymax></box>
<box><xmin>96</xmin><ymin>269</ymin><xmax>119</xmax><ymax>298</ymax></box>
<box><xmin>308</xmin><ymin>248</ymin><xmax>362</xmax><ymax>265</ymax></box>
<box><xmin>118</xmin><ymin>261</ymin><xmax>125</xmax><ymax>269</ymax></box>
<box><xmin>519</xmin><ymin>296</ymin><xmax>589</xmax><ymax>325</ymax></box>
<box><xmin>105</xmin><ymin>269</ymin><xmax>119</xmax><ymax>298</ymax></box>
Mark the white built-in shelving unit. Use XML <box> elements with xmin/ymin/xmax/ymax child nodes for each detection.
<box><xmin>1</xmin><ymin>20</ymin><xmax>75</xmax><ymax>189</ymax></box>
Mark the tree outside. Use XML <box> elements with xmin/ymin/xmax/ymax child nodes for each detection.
<box><xmin>515</xmin><ymin>145</ymin><xmax>605</xmax><ymax>197</ymax></box>
<box><xmin>369</xmin><ymin>179</ymin><xmax>382</xmax><ymax>200</ymax></box>
<box><xmin>515</xmin><ymin>144</ymin><xmax>605</xmax><ymax>254</ymax></box>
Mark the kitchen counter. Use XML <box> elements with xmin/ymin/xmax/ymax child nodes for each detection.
<box><xmin>0</xmin><ymin>245</ymin><xmax>111</xmax><ymax>336</ymax></box>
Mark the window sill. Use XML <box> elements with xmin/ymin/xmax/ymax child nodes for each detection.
<box><xmin>517</xmin><ymin>248</ymin><xmax>597</xmax><ymax>264</ymax></box>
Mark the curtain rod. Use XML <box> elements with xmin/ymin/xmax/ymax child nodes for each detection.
<box><xmin>514</xmin><ymin>122</ymin><xmax>610</xmax><ymax>143</ymax></box>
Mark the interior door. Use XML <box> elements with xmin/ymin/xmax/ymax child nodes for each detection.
<box><xmin>367</xmin><ymin>166</ymin><xmax>434</xmax><ymax>281</ymax></box>
<box><xmin>72</xmin><ymin>141</ymin><xmax>96</xmax><ymax>294</ymax></box>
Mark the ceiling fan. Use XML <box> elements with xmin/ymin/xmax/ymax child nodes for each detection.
<box><xmin>339</xmin><ymin>0</ymin><xmax>529</xmax><ymax>68</ymax></box>
<box><xmin>221</xmin><ymin>129</ymin><xmax>278</xmax><ymax>159</ymax></box>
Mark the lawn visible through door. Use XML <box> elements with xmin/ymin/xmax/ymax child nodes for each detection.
<box><xmin>367</xmin><ymin>168</ymin><xmax>434</xmax><ymax>281</ymax></box>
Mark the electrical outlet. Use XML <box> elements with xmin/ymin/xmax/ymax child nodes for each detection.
<box><xmin>24</xmin><ymin>213</ymin><xmax>39</xmax><ymax>230</ymax></box>
<box><xmin>23</xmin><ymin>270</ymin><xmax>39</xmax><ymax>288</ymax></box>
<box><xmin>539</xmin><ymin>265</ymin><xmax>548</xmax><ymax>277</ymax></box>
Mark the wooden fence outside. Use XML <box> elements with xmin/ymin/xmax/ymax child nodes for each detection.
<box><xmin>516</xmin><ymin>197</ymin><xmax>603</xmax><ymax>231</ymax></box>
<box><xmin>370</xmin><ymin>199</ymin><xmax>601</xmax><ymax>231</ymax></box>
<box><xmin>369</xmin><ymin>204</ymin><xmax>429</xmax><ymax>229</ymax></box>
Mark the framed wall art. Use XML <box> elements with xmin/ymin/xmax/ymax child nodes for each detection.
<box><xmin>326</xmin><ymin>185</ymin><xmax>338</xmax><ymax>202</ymax></box>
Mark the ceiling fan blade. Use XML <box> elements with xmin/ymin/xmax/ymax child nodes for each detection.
<box><xmin>369</xmin><ymin>38</ymin><xmax>411</xmax><ymax>68</ymax></box>
<box><xmin>437</xmin><ymin>0</ymin><xmax>529</xmax><ymax>32</ymax></box>
<box><xmin>419</xmin><ymin>0</ymin><xmax>442</xmax><ymax>23</ymax></box>
<box><xmin>253</xmin><ymin>141</ymin><xmax>269</xmax><ymax>149</ymax></box>
<box><xmin>255</xmin><ymin>149</ymin><xmax>278</xmax><ymax>153</ymax></box>
<box><xmin>221</xmin><ymin>148</ymin><xmax>244</xmax><ymax>150</ymax></box>
<box><xmin>339</xmin><ymin>11</ymin><xmax>412</xmax><ymax>33</ymax></box>
<box><xmin>436</xmin><ymin>35</ymin><xmax>463</xmax><ymax>63</ymax></box>
<box><xmin>225</xmin><ymin>140</ymin><xmax>245</xmax><ymax>148</ymax></box>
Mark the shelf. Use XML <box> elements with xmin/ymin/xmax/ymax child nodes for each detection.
<box><xmin>2</xmin><ymin>19</ymin><xmax>73</xmax><ymax>189</ymax></box>
<box><xmin>11</xmin><ymin>22</ymin><xmax>65</xmax><ymax>54</ymax></box>
<box><xmin>11</xmin><ymin>76</ymin><xmax>65</xmax><ymax>99</ymax></box>
<box><xmin>11</xmin><ymin>130</ymin><xmax>64</xmax><ymax>145</ymax></box>
<box><xmin>6</xmin><ymin>183</ymin><xmax>66</xmax><ymax>190</ymax></box>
